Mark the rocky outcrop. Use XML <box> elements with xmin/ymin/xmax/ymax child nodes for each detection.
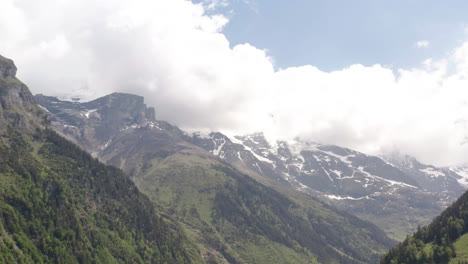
<box><xmin>0</xmin><ymin>55</ymin><xmax>17</xmax><ymax>78</ymax></box>
<box><xmin>0</xmin><ymin>55</ymin><xmax>43</xmax><ymax>132</ymax></box>
<box><xmin>35</xmin><ymin>92</ymin><xmax>167</xmax><ymax>155</ymax></box>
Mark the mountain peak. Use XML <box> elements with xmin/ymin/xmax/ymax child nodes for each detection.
<box><xmin>0</xmin><ymin>55</ymin><xmax>17</xmax><ymax>78</ymax></box>
<box><xmin>0</xmin><ymin>55</ymin><xmax>42</xmax><ymax>131</ymax></box>
<box><xmin>88</xmin><ymin>92</ymin><xmax>156</xmax><ymax>122</ymax></box>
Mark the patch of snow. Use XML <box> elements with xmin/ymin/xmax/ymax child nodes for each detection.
<box><xmin>237</xmin><ymin>151</ymin><xmax>243</xmax><ymax>161</ymax></box>
<box><xmin>212</xmin><ymin>138</ymin><xmax>226</xmax><ymax>156</ymax></box>
<box><xmin>312</xmin><ymin>155</ymin><xmax>320</xmax><ymax>162</ymax></box>
<box><xmin>252</xmin><ymin>152</ymin><xmax>274</xmax><ymax>164</ymax></box>
<box><xmin>120</xmin><ymin>123</ymin><xmax>141</xmax><ymax>131</ymax></box>
<box><xmin>331</xmin><ymin>169</ymin><xmax>342</xmax><ymax>178</ymax></box>
<box><xmin>38</xmin><ymin>105</ymin><xmax>50</xmax><ymax>113</ymax></box>
<box><xmin>228</xmin><ymin>135</ymin><xmax>244</xmax><ymax>145</ymax></box>
<box><xmin>318</xmin><ymin>149</ymin><xmax>353</xmax><ymax>165</ymax></box>
<box><xmin>245</xmin><ymin>135</ymin><xmax>260</xmax><ymax>145</ymax></box>
<box><xmin>326</xmin><ymin>195</ymin><xmax>370</xmax><ymax>201</ymax></box>
<box><xmin>224</xmin><ymin>134</ymin><xmax>277</xmax><ymax>165</ymax></box>
<box><xmin>292</xmin><ymin>158</ymin><xmax>305</xmax><ymax>171</ymax></box>
<box><xmin>82</xmin><ymin>109</ymin><xmax>98</xmax><ymax>118</ymax></box>
<box><xmin>322</xmin><ymin>169</ymin><xmax>334</xmax><ymax>182</ymax></box>
<box><xmin>193</xmin><ymin>131</ymin><xmax>211</xmax><ymax>139</ymax></box>
<box><xmin>363</xmin><ymin>178</ymin><xmax>374</xmax><ymax>188</ymax></box>
<box><xmin>449</xmin><ymin>167</ymin><xmax>468</xmax><ymax>187</ymax></box>
<box><xmin>103</xmin><ymin>139</ymin><xmax>112</xmax><ymax>149</ymax></box>
<box><xmin>420</xmin><ymin>168</ymin><xmax>445</xmax><ymax>178</ymax></box>
<box><xmin>148</xmin><ymin>121</ymin><xmax>162</xmax><ymax>130</ymax></box>
<box><xmin>357</xmin><ymin>166</ymin><xmax>417</xmax><ymax>189</ymax></box>
<box><xmin>288</xmin><ymin>140</ymin><xmax>320</xmax><ymax>155</ymax></box>
<box><xmin>235</xmin><ymin>140</ymin><xmax>274</xmax><ymax>164</ymax></box>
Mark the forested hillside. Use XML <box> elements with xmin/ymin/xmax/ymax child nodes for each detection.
<box><xmin>381</xmin><ymin>189</ymin><xmax>468</xmax><ymax>264</ymax></box>
<box><xmin>0</xmin><ymin>55</ymin><xmax>203</xmax><ymax>263</ymax></box>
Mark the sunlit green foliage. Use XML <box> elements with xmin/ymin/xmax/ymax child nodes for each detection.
<box><xmin>0</xmin><ymin>127</ymin><xmax>203</xmax><ymax>263</ymax></box>
<box><xmin>381</xmin><ymin>188</ymin><xmax>468</xmax><ymax>264</ymax></box>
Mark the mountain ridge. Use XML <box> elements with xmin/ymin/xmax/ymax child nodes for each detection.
<box><xmin>189</xmin><ymin>131</ymin><xmax>466</xmax><ymax>240</ymax></box>
<box><xmin>36</xmin><ymin>92</ymin><xmax>396</xmax><ymax>263</ymax></box>
<box><xmin>0</xmin><ymin>55</ymin><xmax>204</xmax><ymax>263</ymax></box>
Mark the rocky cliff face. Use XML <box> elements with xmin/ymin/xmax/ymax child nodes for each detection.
<box><xmin>0</xmin><ymin>55</ymin><xmax>17</xmax><ymax>78</ymax></box>
<box><xmin>0</xmin><ymin>55</ymin><xmax>44</xmax><ymax>132</ymax></box>
<box><xmin>35</xmin><ymin>93</ymin><xmax>163</xmax><ymax>155</ymax></box>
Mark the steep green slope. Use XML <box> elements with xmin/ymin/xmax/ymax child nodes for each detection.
<box><xmin>450</xmin><ymin>233</ymin><xmax>468</xmax><ymax>263</ymax></box>
<box><xmin>0</xmin><ymin>55</ymin><xmax>203</xmax><ymax>263</ymax></box>
<box><xmin>381</xmin><ymin>189</ymin><xmax>468</xmax><ymax>264</ymax></box>
<box><xmin>0</xmin><ymin>129</ymin><xmax>202</xmax><ymax>263</ymax></box>
<box><xmin>100</xmin><ymin>127</ymin><xmax>395</xmax><ymax>264</ymax></box>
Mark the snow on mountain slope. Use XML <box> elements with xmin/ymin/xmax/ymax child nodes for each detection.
<box><xmin>190</xmin><ymin>132</ymin><xmax>467</xmax><ymax>240</ymax></box>
<box><xmin>35</xmin><ymin>93</ymin><xmax>468</xmax><ymax>241</ymax></box>
<box><xmin>448</xmin><ymin>167</ymin><xmax>468</xmax><ymax>187</ymax></box>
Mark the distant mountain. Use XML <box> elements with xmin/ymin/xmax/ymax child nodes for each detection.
<box><xmin>36</xmin><ymin>93</ymin><xmax>396</xmax><ymax>263</ymax></box>
<box><xmin>189</xmin><ymin>132</ymin><xmax>467</xmax><ymax>240</ymax></box>
<box><xmin>382</xmin><ymin>152</ymin><xmax>466</xmax><ymax>194</ymax></box>
<box><xmin>0</xmin><ymin>55</ymin><xmax>203</xmax><ymax>263</ymax></box>
<box><xmin>381</xmin><ymin>187</ymin><xmax>468</xmax><ymax>263</ymax></box>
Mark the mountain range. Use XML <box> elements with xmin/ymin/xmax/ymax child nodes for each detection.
<box><xmin>4</xmin><ymin>51</ymin><xmax>467</xmax><ymax>263</ymax></box>
<box><xmin>34</xmin><ymin>92</ymin><xmax>468</xmax><ymax>241</ymax></box>
<box><xmin>34</xmin><ymin>92</ymin><xmax>396</xmax><ymax>263</ymax></box>
<box><xmin>0</xmin><ymin>55</ymin><xmax>203</xmax><ymax>263</ymax></box>
<box><xmin>0</xmin><ymin>54</ymin><xmax>401</xmax><ymax>263</ymax></box>
<box><xmin>190</xmin><ymin>131</ymin><xmax>468</xmax><ymax>240</ymax></box>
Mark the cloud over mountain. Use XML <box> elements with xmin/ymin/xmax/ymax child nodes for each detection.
<box><xmin>2</xmin><ymin>0</ymin><xmax>468</xmax><ymax>166</ymax></box>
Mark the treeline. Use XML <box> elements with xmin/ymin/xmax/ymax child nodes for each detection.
<box><xmin>381</xmin><ymin>186</ymin><xmax>468</xmax><ymax>264</ymax></box>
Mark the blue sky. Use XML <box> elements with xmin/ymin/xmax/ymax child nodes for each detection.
<box><xmin>201</xmin><ymin>0</ymin><xmax>468</xmax><ymax>71</ymax></box>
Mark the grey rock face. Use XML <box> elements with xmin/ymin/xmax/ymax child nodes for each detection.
<box><xmin>0</xmin><ymin>55</ymin><xmax>17</xmax><ymax>78</ymax></box>
<box><xmin>35</xmin><ymin>93</ymin><xmax>181</xmax><ymax>156</ymax></box>
<box><xmin>0</xmin><ymin>55</ymin><xmax>42</xmax><ymax>132</ymax></box>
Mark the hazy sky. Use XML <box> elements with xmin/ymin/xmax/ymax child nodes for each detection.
<box><xmin>2</xmin><ymin>0</ymin><xmax>468</xmax><ymax>166</ymax></box>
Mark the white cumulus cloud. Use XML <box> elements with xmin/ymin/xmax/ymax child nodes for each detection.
<box><xmin>1</xmin><ymin>0</ymin><xmax>468</xmax><ymax>166</ymax></box>
<box><xmin>415</xmin><ymin>40</ymin><xmax>430</xmax><ymax>48</ymax></box>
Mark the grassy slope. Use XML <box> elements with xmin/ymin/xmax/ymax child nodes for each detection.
<box><xmin>118</xmin><ymin>140</ymin><xmax>394</xmax><ymax>264</ymax></box>
<box><xmin>450</xmin><ymin>234</ymin><xmax>468</xmax><ymax>264</ymax></box>
<box><xmin>357</xmin><ymin>204</ymin><xmax>437</xmax><ymax>241</ymax></box>
<box><xmin>0</xmin><ymin>128</ymin><xmax>203</xmax><ymax>263</ymax></box>
<box><xmin>134</xmin><ymin>152</ymin><xmax>319</xmax><ymax>264</ymax></box>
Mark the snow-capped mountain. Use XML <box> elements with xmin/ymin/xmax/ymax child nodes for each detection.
<box><xmin>35</xmin><ymin>93</ymin><xmax>468</xmax><ymax>240</ymax></box>
<box><xmin>382</xmin><ymin>153</ymin><xmax>465</xmax><ymax>194</ymax></box>
<box><xmin>190</xmin><ymin>132</ymin><xmax>467</xmax><ymax>240</ymax></box>
<box><xmin>448</xmin><ymin>167</ymin><xmax>468</xmax><ymax>187</ymax></box>
<box><xmin>35</xmin><ymin>93</ymin><xmax>183</xmax><ymax>158</ymax></box>
<box><xmin>34</xmin><ymin>93</ymin><xmax>398</xmax><ymax>263</ymax></box>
